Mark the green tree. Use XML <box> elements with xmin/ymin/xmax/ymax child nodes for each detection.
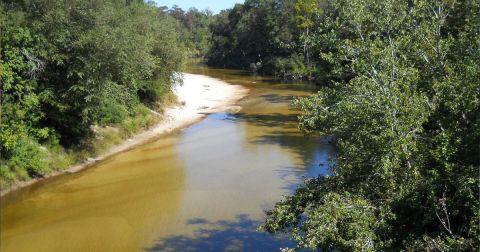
<box><xmin>1</xmin><ymin>0</ymin><xmax>185</xmax><ymax>184</ymax></box>
<box><xmin>1</xmin><ymin>5</ymin><xmax>49</xmax><ymax>178</ymax></box>
<box><xmin>294</xmin><ymin>0</ymin><xmax>322</xmax><ymax>75</ymax></box>
<box><xmin>263</xmin><ymin>0</ymin><xmax>480</xmax><ymax>250</ymax></box>
<box><xmin>207</xmin><ymin>0</ymin><xmax>304</xmax><ymax>77</ymax></box>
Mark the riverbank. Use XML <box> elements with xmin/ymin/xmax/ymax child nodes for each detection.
<box><xmin>0</xmin><ymin>73</ymin><xmax>249</xmax><ymax>197</ymax></box>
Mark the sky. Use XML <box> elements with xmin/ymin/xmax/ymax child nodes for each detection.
<box><xmin>153</xmin><ymin>0</ymin><xmax>244</xmax><ymax>14</ymax></box>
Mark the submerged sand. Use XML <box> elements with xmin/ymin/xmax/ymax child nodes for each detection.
<box><xmin>0</xmin><ymin>73</ymin><xmax>249</xmax><ymax>196</ymax></box>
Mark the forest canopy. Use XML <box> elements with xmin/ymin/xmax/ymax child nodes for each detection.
<box><xmin>0</xmin><ymin>0</ymin><xmax>186</xmax><ymax>184</ymax></box>
<box><xmin>206</xmin><ymin>0</ymin><xmax>328</xmax><ymax>80</ymax></box>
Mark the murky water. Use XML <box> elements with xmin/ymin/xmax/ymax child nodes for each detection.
<box><xmin>0</xmin><ymin>65</ymin><xmax>334</xmax><ymax>252</ymax></box>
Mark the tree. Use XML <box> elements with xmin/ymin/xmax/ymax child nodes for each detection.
<box><xmin>263</xmin><ymin>0</ymin><xmax>480</xmax><ymax>250</ymax></box>
<box><xmin>206</xmin><ymin>0</ymin><xmax>304</xmax><ymax>77</ymax></box>
<box><xmin>1</xmin><ymin>5</ymin><xmax>49</xmax><ymax>178</ymax></box>
<box><xmin>1</xmin><ymin>0</ymin><xmax>186</xmax><ymax>185</ymax></box>
<box><xmin>294</xmin><ymin>0</ymin><xmax>321</xmax><ymax>75</ymax></box>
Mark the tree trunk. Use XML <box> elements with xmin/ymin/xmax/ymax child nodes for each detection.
<box><xmin>304</xmin><ymin>27</ymin><xmax>311</xmax><ymax>79</ymax></box>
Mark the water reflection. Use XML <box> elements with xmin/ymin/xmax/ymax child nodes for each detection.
<box><xmin>186</xmin><ymin>63</ymin><xmax>320</xmax><ymax>92</ymax></box>
<box><xmin>146</xmin><ymin>214</ymin><xmax>295</xmax><ymax>252</ymax></box>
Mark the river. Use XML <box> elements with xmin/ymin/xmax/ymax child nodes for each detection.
<box><xmin>0</xmin><ymin>64</ymin><xmax>335</xmax><ymax>251</ymax></box>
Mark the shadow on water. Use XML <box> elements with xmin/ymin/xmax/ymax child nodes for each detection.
<box><xmin>145</xmin><ymin>214</ymin><xmax>296</xmax><ymax>252</ymax></box>
<box><xmin>252</xmin><ymin>131</ymin><xmax>333</xmax><ymax>167</ymax></box>
<box><xmin>230</xmin><ymin>113</ymin><xmax>298</xmax><ymax>128</ymax></box>
<box><xmin>260</xmin><ymin>94</ymin><xmax>296</xmax><ymax>104</ymax></box>
<box><xmin>227</xmin><ymin>110</ymin><xmax>335</xmax><ymax>191</ymax></box>
<box><xmin>254</xmin><ymin>131</ymin><xmax>334</xmax><ymax>191</ymax></box>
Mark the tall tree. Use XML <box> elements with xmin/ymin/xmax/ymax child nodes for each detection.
<box><xmin>294</xmin><ymin>0</ymin><xmax>321</xmax><ymax>74</ymax></box>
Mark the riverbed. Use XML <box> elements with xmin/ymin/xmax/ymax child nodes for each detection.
<box><xmin>0</xmin><ymin>64</ymin><xmax>334</xmax><ymax>251</ymax></box>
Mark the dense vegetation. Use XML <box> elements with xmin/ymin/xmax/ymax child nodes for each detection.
<box><xmin>261</xmin><ymin>0</ymin><xmax>480</xmax><ymax>251</ymax></box>
<box><xmin>164</xmin><ymin>5</ymin><xmax>214</xmax><ymax>57</ymax></box>
<box><xmin>206</xmin><ymin>0</ymin><xmax>329</xmax><ymax>80</ymax></box>
<box><xmin>0</xmin><ymin>0</ymin><xmax>186</xmax><ymax>186</ymax></box>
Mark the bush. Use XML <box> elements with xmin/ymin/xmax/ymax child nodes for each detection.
<box><xmin>263</xmin><ymin>55</ymin><xmax>309</xmax><ymax>79</ymax></box>
<box><xmin>6</xmin><ymin>137</ymin><xmax>47</xmax><ymax>178</ymax></box>
<box><xmin>96</xmin><ymin>100</ymin><xmax>130</xmax><ymax>126</ymax></box>
<box><xmin>120</xmin><ymin>104</ymin><xmax>158</xmax><ymax>138</ymax></box>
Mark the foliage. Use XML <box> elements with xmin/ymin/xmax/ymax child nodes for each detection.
<box><xmin>0</xmin><ymin>0</ymin><xmax>185</xmax><ymax>185</ymax></box>
<box><xmin>206</xmin><ymin>0</ymin><xmax>328</xmax><ymax>80</ymax></box>
<box><xmin>263</xmin><ymin>0</ymin><xmax>480</xmax><ymax>251</ymax></box>
<box><xmin>263</xmin><ymin>55</ymin><xmax>308</xmax><ymax>79</ymax></box>
<box><xmin>206</xmin><ymin>0</ymin><xmax>308</xmax><ymax>77</ymax></box>
<box><xmin>163</xmin><ymin>6</ymin><xmax>214</xmax><ymax>57</ymax></box>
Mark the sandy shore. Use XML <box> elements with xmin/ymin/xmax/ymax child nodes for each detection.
<box><xmin>1</xmin><ymin>73</ymin><xmax>249</xmax><ymax>197</ymax></box>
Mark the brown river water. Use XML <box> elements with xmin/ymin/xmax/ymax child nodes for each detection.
<box><xmin>0</xmin><ymin>64</ymin><xmax>335</xmax><ymax>252</ymax></box>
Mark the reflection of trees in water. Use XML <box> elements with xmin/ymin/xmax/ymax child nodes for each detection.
<box><xmin>259</xmin><ymin>94</ymin><xmax>296</xmax><ymax>104</ymax></box>
<box><xmin>145</xmin><ymin>214</ymin><xmax>295</xmax><ymax>252</ymax></box>
<box><xmin>232</xmin><ymin>109</ymin><xmax>336</xmax><ymax>184</ymax></box>
<box><xmin>232</xmin><ymin>113</ymin><xmax>299</xmax><ymax>127</ymax></box>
